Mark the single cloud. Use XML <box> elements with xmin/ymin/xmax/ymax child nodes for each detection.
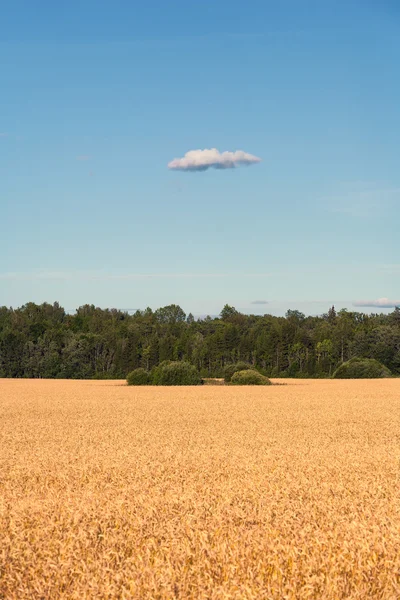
<box><xmin>76</xmin><ymin>155</ymin><xmax>91</xmax><ymax>161</ymax></box>
<box><xmin>0</xmin><ymin>132</ymin><xmax>8</xmax><ymax>137</ymax></box>
<box><xmin>168</xmin><ymin>148</ymin><xmax>261</xmax><ymax>171</ymax></box>
<box><xmin>251</xmin><ymin>300</ymin><xmax>269</xmax><ymax>305</ymax></box>
<box><xmin>353</xmin><ymin>297</ymin><xmax>400</xmax><ymax>308</ymax></box>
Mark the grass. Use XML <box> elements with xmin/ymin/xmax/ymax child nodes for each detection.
<box><xmin>1</xmin><ymin>378</ymin><xmax>400</xmax><ymax>599</ymax></box>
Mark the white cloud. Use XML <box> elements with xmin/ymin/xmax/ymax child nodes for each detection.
<box><xmin>76</xmin><ymin>155</ymin><xmax>91</xmax><ymax>161</ymax></box>
<box><xmin>168</xmin><ymin>148</ymin><xmax>261</xmax><ymax>171</ymax></box>
<box><xmin>353</xmin><ymin>298</ymin><xmax>400</xmax><ymax>308</ymax></box>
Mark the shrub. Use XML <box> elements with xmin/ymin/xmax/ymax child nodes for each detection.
<box><xmin>152</xmin><ymin>361</ymin><xmax>202</xmax><ymax>386</ymax></box>
<box><xmin>224</xmin><ymin>362</ymin><xmax>253</xmax><ymax>383</ymax></box>
<box><xmin>230</xmin><ymin>369</ymin><xmax>272</xmax><ymax>385</ymax></box>
<box><xmin>332</xmin><ymin>357</ymin><xmax>391</xmax><ymax>379</ymax></box>
<box><xmin>127</xmin><ymin>368</ymin><xmax>150</xmax><ymax>385</ymax></box>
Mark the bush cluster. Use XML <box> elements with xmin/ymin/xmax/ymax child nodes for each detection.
<box><xmin>230</xmin><ymin>369</ymin><xmax>272</xmax><ymax>386</ymax></box>
<box><xmin>224</xmin><ymin>362</ymin><xmax>253</xmax><ymax>383</ymax></box>
<box><xmin>127</xmin><ymin>361</ymin><xmax>202</xmax><ymax>386</ymax></box>
<box><xmin>332</xmin><ymin>357</ymin><xmax>391</xmax><ymax>379</ymax></box>
<box><xmin>126</xmin><ymin>368</ymin><xmax>150</xmax><ymax>386</ymax></box>
<box><xmin>152</xmin><ymin>361</ymin><xmax>202</xmax><ymax>386</ymax></box>
<box><xmin>127</xmin><ymin>361</ymin><xmax>274</xmax><ymax>386</ymax></box>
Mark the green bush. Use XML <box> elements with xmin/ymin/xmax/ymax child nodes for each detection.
<box><xmin>224</xmin><ymin>361</ymin><xmax>253</xmax><ymax>383</ymax></box>
<box><xmin>152</xmin><ymin>361</ymin><xmax>202</xmax><ymax>386</ymax></box>
<box><xmin>332</xmin><ymin>357</ymin><xmax>391</xmax><ymax>379</ymax></box>
<box><xmin>230</xmin><ymin>369</ymin><xmax>272</xmax><ymax>385</ymax></box>
<box><xmin>126</xmin><ymin>368</ymin><xmax>150</xmax><ymax>385</ymax></box>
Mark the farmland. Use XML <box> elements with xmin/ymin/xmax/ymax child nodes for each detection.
<box><xmin>1</xmin><ymin>379</ymin><xmax>400</xmax><ymax>599</ymax></box>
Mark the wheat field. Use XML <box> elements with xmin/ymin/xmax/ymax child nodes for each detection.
<box><xmin>1</xmin><ymin>379</ymin><xmax>400</xmax><ymax>599</ymax></box>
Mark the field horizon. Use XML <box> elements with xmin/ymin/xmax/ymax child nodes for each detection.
<box><xmin>1</xmin><ymin>378</ymin><xmax>400</xmax><ymax>598</ymax></box>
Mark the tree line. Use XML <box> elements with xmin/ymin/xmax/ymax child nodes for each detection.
<box><xmin>0</xmin><ymin>302</ymin><xmax>399</xmax><ymax>379</ymax></box>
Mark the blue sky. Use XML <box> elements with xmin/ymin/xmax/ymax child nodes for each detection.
<box><xmin>1</xmin><ymin>0</ymin><xmax>399</xmax><ymax>316</ymax></box>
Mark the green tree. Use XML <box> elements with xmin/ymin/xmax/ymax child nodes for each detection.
<box><xmin>389</xmin><ymin>306</ymin><xmax>400</xmax><ymax>326</ymax></box>
<box><xmin>154</xmin><ymin>304</ymin><xmax>186</xmax><ymax>324</ymax></box>
<box><xmin>220</xmin><ymin>304</ymin><xmax>239</xmax><ymax>321</ymax></box>
<box><xmin>316</xmin><ymin>339</ymin><xmax>334</xmax><ymax>375</ymax></box>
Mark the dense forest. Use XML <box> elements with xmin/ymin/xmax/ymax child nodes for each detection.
<box><xmin>0</xmin><ymin>302</ymin><xmax>399</xmax><ymax>379</ymax></box>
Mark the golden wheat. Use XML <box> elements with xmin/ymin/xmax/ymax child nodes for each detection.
<box><xmin>1</xmin><ymin>378</ymin><xmax>400</xmax><ymax>599</ymax></box>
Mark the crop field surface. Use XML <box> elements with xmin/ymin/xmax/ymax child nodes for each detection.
<box><xmin>1</xmin><ymin>379</ymin><xmax>400</xmax><ymax>599</ymax></box>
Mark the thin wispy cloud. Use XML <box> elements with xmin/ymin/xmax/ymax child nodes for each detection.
<box><xmin>0</xmin><ymin>132</ymin><xmax>8</xmax><ymax>137</ymax></box>
<box><xmin>108</xmin><ymin>273</ymin><xmax>273</xmax><ymax>281</ymax></box>
<box><xmin>380</xmin><ymin>264</ymin><xmax>400</xmax><ymax>275</ymax></box>
<box><xmin>76</xmin><ymin>155</ymin><xmax>91</xmax><ymax>161</ymax></box>
<box><xmin>353</xmin><ymin>297</ymin><xmax>400</xmax><ymax>308</ymax></box>
<box><xmin>322</xmin><ymin>182</ymin><xmax>400</xmax><ymax>217</ymax></box>
<box><xmin>251</xmin><ymin>300</ymin><xmax>269</xmax><ymax>305</ymax></box>
<box><xmin>0</xmin><ymin>269</ymin><xmax>273</xmax><ymax>281</ymax></box>
<box><xmin>168</xmin><ymin>148</ymin><xmax>261</xmax><ymax>171</ymax></box>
